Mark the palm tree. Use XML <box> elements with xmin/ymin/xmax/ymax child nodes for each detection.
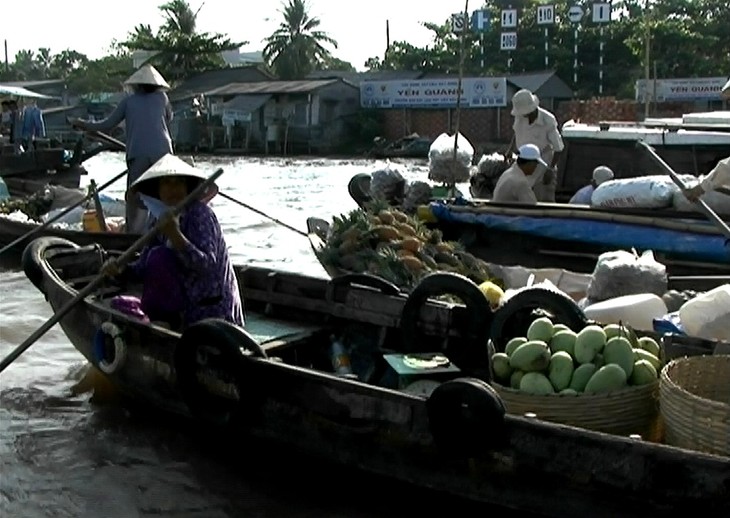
<box><xmin>123</xmin><ymin>0</ymin><xmax>244</xmax><ymax>81</ymax></box>
<box><xmin>263</xmin><ymin>0</ymin><xmax>338</xmax><ymax>80</ymax></box>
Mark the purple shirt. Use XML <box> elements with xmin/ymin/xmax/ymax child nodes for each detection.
<box><xmin>130</xmin><ymin>200</ymin><xmax>244</xmax><ymax>328</ymax></box>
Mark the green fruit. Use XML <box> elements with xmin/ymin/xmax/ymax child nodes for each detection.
<box><xmin>584</xmin><ymin>364</ymin><xmax>628</xmax><ymax>394</ymax></box>
<box><xmin>633</xmin><ymin>348</ymin><xmax>662</xmax><ymax>371</ymax></box>
<box><xmin>553</xmin><ymin>323</ymin><xmax>570</xmax><ymax>333</ymax></box>
<box><xmin>574</xmin><ymin>325</ymin><xmax>607</xmax><ymax>364</ymax></box>
<box><xmin>630</xmin><ymin>360</ymin><xmax>658</xmax><ymax>386</ymax></box>
<box><xmin>603</xmin><ymin>323</ymin><xmax>629</xmax><ymax>341</ymax></box>
<box><xmin>509</xmin><ymin>340</ymin><xmax>551</xmax><ymax>372</ymax></box>
<box><xmin>505</xmin><ymin>336</ymin><xmax>528</xmax><ymax>357</ymax></box>
<box><xmin>603</xmin><ymin>336</ymin><xmax>635</xmax><ymax>378</ymax></box>
<box><xmin>550</xmin><ymin>329</ymin><xmax>577</xmax><ymax>357</ymax></box>
<box><xmin>569</xmin><ymin>363</ymin><xmax>597</xmax><ymax>392</ymax></box>
<box><xmin>637</xmin><ymin>336</ymin><xmax>661</xmax><ymax>357</ymax></box>
<box><xmin>527</xmin><ymin>317</ymin><xmax>554</xmax><ymax>343</ymax></box>
<box><xmin>492</xmin><ymin>352</ymin><xmax>513</xmax><ymax>382</ymax></box>
<box><xmin>593</xmin><ymin>353</ymin><xmax>605</xmax><ymax>368</ymax></box>
<box><xmin>519</xmin><ymin>372</ymin><xmax>555</xmax><ymax>395</ymax></box>
<box><xmin>559</xmin><ymin>388</ymin><xmax>578</xmax><ymax>396</ymax></box>
<box><xmin>510</xmin><ymin>370</ymin><xmax>525</xmax><ymax>389</ymax></box>
<box><xmin>548</xmin><ymin>351</ymin><xmax>575</xmax><ymax>392</ymax></box>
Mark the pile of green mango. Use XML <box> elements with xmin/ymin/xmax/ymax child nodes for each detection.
<box><xmin>492</xmin><ymin>317</ymin><xmax>662</xmax><ymax>396</ymax></box>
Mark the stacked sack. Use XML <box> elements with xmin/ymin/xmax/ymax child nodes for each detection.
<box><xmin>428</xmin><ymin>132</ymin><xmax>474</xmax><ymax>184</ymax></box>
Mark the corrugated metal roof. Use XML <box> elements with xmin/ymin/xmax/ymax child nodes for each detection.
<box><xmin>222</xmin><ymin>94</ymin><xmax>272</xmax><ymax>112</ymax></box>
<box><xmin>307</xmin><ymin>70</ymin><xmax>424</xmax><ymax>83</ymax></box>
<box><xmin>206</xmin><ymin>80</ymin><xmax>340</xmax><ymax>96</ymax></box>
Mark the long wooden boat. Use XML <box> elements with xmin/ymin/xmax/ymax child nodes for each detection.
<box><xmin>20</xmin><ymin>236</ymin><xmax>730</xmax><ymax>517</ymax></box>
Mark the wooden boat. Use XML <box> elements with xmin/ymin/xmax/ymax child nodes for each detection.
<box><xmin>557</xmin><ymin>112</ymin><xmax>730</xmax><ymax>200</ymax></box>
<box><xmin>368</xmin><ymin>134</ymin><xmax>432</xmax><ymax>159</ymax></box>
<box><xmin>20</xmin><ymin>235</ymin><xmax>729</xmax><ymax>517</ymax></box>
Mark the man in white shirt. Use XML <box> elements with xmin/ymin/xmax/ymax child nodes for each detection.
<box><xmin>684</xmin><ymin>156</ymin><xmax>730</xmax><ymax>201</ymax></box>
<box><xmin>506</xmin><ymin>89</ymin><xmax>565</xmax><ymax>202</ymax></box>
<box><xmin>492</xmin><ymin>144</ymin><xmax>545</xmax><ymax>204</ymax></box>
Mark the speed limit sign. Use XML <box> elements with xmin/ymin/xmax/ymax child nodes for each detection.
<box><xmin>500</xmin><ymin>32</ymin><xmax>517</xmax><ymax>50</ymax></box>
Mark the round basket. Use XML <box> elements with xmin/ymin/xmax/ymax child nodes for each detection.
<box><xmin>659</xmin><ymin>355</ymin><xmax>730</xmax><ymax>457</ymax></box>
<box><xmin>492</xmin><ymin>381</ymin><xmax>660</xmax><ymax>437</ymax></box>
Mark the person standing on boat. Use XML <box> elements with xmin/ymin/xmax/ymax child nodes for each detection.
<box><xmin>684</xmin><ymin>156</ymin><xmax>730</xmax><ymax>201</ymax></box>
<box><xmin>103</xmin><ymin>154</ymin><xmax>244</xmax><ymax>329</ymax></box>
<box><xmin>71</xmin><ymin>64</ymin><xmax>174</xmax><ymax>234</ymax></box>
<box><xmin>0</xmin><ymin>100</ymin><xmax>11</xmax><ymax>135</ymax></box>
<box><xmin>492</xmin><ymin>144</ymin><xmax>544</xmax><ymax>204</ymax></box>
<box><xmin>21</xmin><ymin>99</ymin><xmax>46</xmax><ymax>149</ymax></box>
<box><xmin>569</xmin><ymin>166</ymin><xmax>614</xmax><ymax>205</ymax></box>
<box><xmin>506</xmin><ymin>89</ymin><xmax>564</xmax><ymax>202</ymax></box>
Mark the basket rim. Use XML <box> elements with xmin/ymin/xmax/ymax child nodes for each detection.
<box><xmin>492</xmin><ymin>379</ymin><xmax>659</xmax><ymax>399</ymax></box>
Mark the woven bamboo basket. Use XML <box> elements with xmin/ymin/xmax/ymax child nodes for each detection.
<box><xmin>659</xmin><ymin>355</ymin><xmax>730</xmax><ymax>457</ymax></box>
<box><xmin>492</xmin><ymin>381</ymin><xmax>660</xmax><ymax>437</ymax></box>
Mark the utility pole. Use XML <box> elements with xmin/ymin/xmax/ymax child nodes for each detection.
<box><xmin>643</xmin><ymin>3</ymin><xmax>651</xmax><ymax>119</ymax></box>
<box><xmin>3</xmin><ymin>40</ymin><xmax>8</xmax><ymax>73</ymax></box>
<box><xmin>385</xmin><ymin>20</ymin><xmax>390</xmax><ymax>59</ymax></box>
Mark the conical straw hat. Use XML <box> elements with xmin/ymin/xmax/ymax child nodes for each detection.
<box><xmin>129</xmin><ymin>154</ymin><xmax>218</xmax><ymax>203</ymax></box>
<box><xmin>124</xmin><ymin>64</ymin><xmax>170</xmax><ymax>89</ymax></box>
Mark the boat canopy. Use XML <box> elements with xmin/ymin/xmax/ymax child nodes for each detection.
<box><xmin>0</xmin><ymin>84</ymin><xmax>56</xmax><ymax>99</ymax></box>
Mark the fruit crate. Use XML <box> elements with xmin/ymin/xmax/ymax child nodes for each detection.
<box><xmin>660</xmin><ymin>354</ymin><xmax>730</xmax><ymax>457</ymax></box>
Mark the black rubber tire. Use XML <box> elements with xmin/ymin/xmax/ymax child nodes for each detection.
<box><xmin>426</xmin><ymin>377</ymin><xmax>507</xmax><ymax>457</ymax></box>
<box><xmin>175</xmin><ymin>318</ymin><xmax>267</xmax><ymax>426</ymax></box>
<box><xmin>400</xmin><ymin>272</ymin><xmax>492</xmax><ymax>381</ymax></box>
<box><xmin>329</xmin><ymin>273</ymin><xmax>400</xmax><ymax>297</ymax></box>
<box><xmin>489</xmin><ymin>286</ymin><xmax>588</xmax><ymax>352</ymax></box>
<box><xmin>347</xmin><ymin>173</ymin><xmax>372</xmax><ymax>209</ymax></box>
<box><xmin>22</xmin><ymin>237</ymin><xmax>78</xmax><ymax>292</ymax></box>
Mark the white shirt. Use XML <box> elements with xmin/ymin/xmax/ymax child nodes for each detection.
<box><xmin>512</xmin><ymin>107</ymin><xmax>565</xmax><ymax>165</ymax></box>
<box><xmin>701</xmin><ymin>156</ymin><xmax>730</xmax><ymax>192</ymax></box>
<box><xmin>492</xmin><ymin>163</ymin><xmax>538</xmax><ymax>204</ymax></box>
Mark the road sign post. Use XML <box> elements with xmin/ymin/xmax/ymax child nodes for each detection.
<box><xmin>568</xmin><ymin>5</ymin><xmax>584</xmax><ymax>87</ymax></box>
<box><xmin>537</xmin><ymin>4</ymin><xmax>555</xmax><ymax>68</ymax></box>
<box><xmin>592</xmin><ymin>3</ymin><xmax>612</xmax><ymax>95</ymax></box>
<box><xmin>501</xmin><ymin>8</ymin><xmax>518</xmax><ymax>72</ymax></box>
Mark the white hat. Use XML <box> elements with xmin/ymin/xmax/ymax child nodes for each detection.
<box><xmin>511</xmin><ymin>89</ymin><xmax>540</xmax><ymax>116</ymax></box>
<box><xmin>592</xmin><ymin>166</ymin><xmax>614</xmax><ymax>185</ymax></box>
<box><xmin>722</xmin><ymin>78</ymin><xmax>730</xmax><ymax>99</ymax></box>
<box><xmin>517</xmin><ymin>144</ymin><xmax>547</xmax><ymax>167</ymax></box>
<box><xmin>129</xmin><ymin>154</ymin><xmax>218</xmax><ymax>203</ymax></box>
<box><xmin>124</xmin><ymin>64</ymin><xmax>170</xmax><ymax>89</ymax></box>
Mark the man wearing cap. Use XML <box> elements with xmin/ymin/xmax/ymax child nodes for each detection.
<box><xmin>492</xmin><ymin>144</ymin><xmax>544</xmax><ymax>204</ymax></box>
<box><xmin>506</xmin><ymin>89</ymin><xmax>564</xmax><ymax>202</ymax></box>
<box><xmin>71</xmin><ymin>64</ymin><xmax>174</xmax><ymax>233</ymax></box>
<box><xmin>684</xmin><ymin>156</ymin><xmax>730</xmax><ymax>202</ymax></box>
<box><xmin>569</xmin><ymin>166</ymin><xmax>614</xmax><ymax>205</ymax></box>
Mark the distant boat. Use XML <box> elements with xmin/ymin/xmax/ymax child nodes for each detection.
<box><xmin>369</xmin><ymin>133</ymin><xmax>433</xmax><ymax>159</ymax></box>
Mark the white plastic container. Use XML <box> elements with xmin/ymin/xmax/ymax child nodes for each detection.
<box><xmin>678</xmin><ymin>284</ymin><xmax>730</xmax><ymax>341</ymax></box>
<box><xmin>583</xmin><ymin>293</ymin><xmax>668</xmax><ymax>331</ymax></box>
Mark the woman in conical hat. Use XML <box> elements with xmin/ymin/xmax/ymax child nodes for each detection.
<box><xmin>71</xmin><ymin>64</ymin><xmax>174</xmax><ymax>234</ymax></box>
<box><xmin>103</xmin><ymin>153</ymin><xmax>243</xmax><ymax>329</ymax></box>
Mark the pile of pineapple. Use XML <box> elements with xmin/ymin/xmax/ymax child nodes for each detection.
<box><xmin>317</xmin><ymin>202</ymin><xmax>501</xmax><ymax>290</ymax></box>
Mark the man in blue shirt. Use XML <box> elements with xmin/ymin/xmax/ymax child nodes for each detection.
<box><xmin>21</xmin><ymin>99</ymin><xmax>46</xmax><ymax>148</ymax></box>
<box><xmin>569</xmin><ymin>166</ymin><xmax>614</xmax><ymax>205</ymax></box>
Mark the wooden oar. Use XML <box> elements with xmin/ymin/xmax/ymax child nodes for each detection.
<box><xmin>218</xmin><ymin>192</ymin><xmax>306</xmax><ymax>237</ymax></box>
<box><xmin>0</xmin><ymin>168</ymin><xmax>129</xmax><ymax>256</ymax></box>
<box><xmin>636</xmin><ymin>140</ymin><xmax>730</xmax><ymax>242</ymax></box>
<box><xmin>0</xmin><ymin>168</ymin><xmax>224</xmax><ymax>375</ymax></box>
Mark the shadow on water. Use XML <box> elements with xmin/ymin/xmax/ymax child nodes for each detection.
<box><xmin>0</xmin><ymin>383</ymin><xmax>543</xmax><ymax>518</ymax></box>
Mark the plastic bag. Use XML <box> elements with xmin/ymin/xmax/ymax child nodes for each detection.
<box><xmin>678</xmin><ymin>284</ymin><xmax>730</xmax><ymax>341</ymax></box>
<box><xmin>586</xmin><ymin>249</ymin><xmax>668</xmax><ymax>302</ymax></box>
<box><xmin>370</xmin><ymin>164</ymin><xmax>406</xmax><ymax>204</ymax></box>
<box><xmin>670</xmin><ymin>173</ymin><xmax>730</xmax><ymax>215</ymax></box>
<box><xmin>591</xmin><ymin>176</ymin><xmax>676</xmax><ymax>209</ymax></box>
<box><xmin>428</xmin><ymin>132</ymin><xmax>473</xmax><ymax>184</ymax></box>
<box><xmin>469</xmin><ymin>152</ymin><xmax>509</xmax><ymax>199</ymax></box>
<box><xmin>402</xmin><ymin>181</ymin><xmax>433</xmax><ymax>212</ymax></box>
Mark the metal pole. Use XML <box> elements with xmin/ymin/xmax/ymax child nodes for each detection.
<box><xmin>3</xmin><ymin>40</ymin><xmax>8</xmax><ymax>73</ymax></box>
<box><xmin>544</xmin><ymin>27</ymin><xmax>549</xmax><ymax>69</ymax></box>
<box><xmin>481</xmin><ymin>34</ymin><xmax>485</xmax><ymax>70</ymax></box>
<box><xmin>644</xmin><ymin>4</ymin><xmax>651</xmax><ymax>118</ymax></box>
<box><xmin>573</xmin><ymin>27</ymin><xmax>578</xmax><ymax>86</ymax></box>
<box><xmin>599</xmin><ymin>26</ymin><xmax>604</xmax><ymax>95</ymax></box>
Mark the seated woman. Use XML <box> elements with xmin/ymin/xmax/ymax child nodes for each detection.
<box><xmin>105</xmin><ymin>154</ymin><xmax>243</xmax><ymax>329</ymax></box>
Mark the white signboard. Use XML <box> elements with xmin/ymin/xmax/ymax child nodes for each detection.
<box><xmin>501</xmin><ymin>9</ymin><xmax>517</xmax><ymax>28</ymax></box>
<box><xmin>360</xmin><ymin>78</ymin><xmax>508</xmax><ymax>109</ymax></box>
<box><xmin>592</xmin><ymin>3</ymin><xmax>611</xmax><ymax>23</ymax></box>
<box><xmin>635</xmin><ymin>77</ymin><xmax>729</xmax><ymax>102</ymax></box>
<box><xmin>451</xmin><ymin>13</ymin><xmax>467</xmax><ymax>33</ymax></box>
<box><xmin>568</xmin><ymin>5</ymin><xmax>584</xmax><ymax>23</ymax></box>
<box><xmin>501</xmin><ymin>32</ymin><xmax>518</xmax><ymax>50</ymax></box>
<box><xmin>537</xmin><ymin>5</ymin><xmax>555</xmax><ymax>25</ymax></box>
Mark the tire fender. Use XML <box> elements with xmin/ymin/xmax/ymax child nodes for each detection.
<box><xmin>400</xmin><ymin>272</ymin><xmax>492</xmax><ymax>381</ymax></box>
<box><xmin>175</xmin><ymin>318</ymin><xmax>267</xmax><ymax>426</ymax></box>
<box><xmin>489</xmin><ymin>286</ymin><xmax>588</xmax><ymax>352</ymax></box>
<box><xmin>426</xmin><ymin>377</ymin><xmax>507</xmax><ymax>457</ymax></box>
<box><xmin>93</xmin><ymin>321</ymin><xmax>127</xmax><ymax>374</ymax></box>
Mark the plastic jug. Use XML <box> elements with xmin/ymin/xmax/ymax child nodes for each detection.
<box><xmin>678</xmin><ymin>284</ymin><xmax>730</xmax><ymax>341</ymax></box>
<box><xmin>583</xmin><ymin>293</ymin><xmax>668</xmax><ymax>331</ymax></box>
<box><xmin>82</xmin><ymin>209</ymin><xmax>102</xmax><ymax>232</ymax></box>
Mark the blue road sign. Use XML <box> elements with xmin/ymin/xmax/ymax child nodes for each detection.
<box><xmin>472</xmin><ymin>9</ymin><xmax>491</xmax><ymax>32</ymax></box>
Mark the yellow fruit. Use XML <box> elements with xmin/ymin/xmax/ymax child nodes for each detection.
<box><xmin>400</xmin><ymin>237</ymin><xmax>422</xmax><ymax>253</ymax></box>
<box><xmin>371</xmin><ymin>225</ymin><xmax>400</xmax><ymax>241</ymax></box>
<box><xmin>392</xmin><ymin>210</ymin><xmax>409</xmax><ymax>223</ymax></box>
<box><xmin>400</xmin><ymin>256</ymin><xmax>425</xmax><ymax>272</ymax></box>
<box><xmin>435</xmin><ymin>242</ymin><xmax>454</xmax><ymax>253</ymax></box>
<box><xmin>378</xmin><ymin>210</ymin><xmax>395</xmax><ymax>225</ymax></box>
<box><xmin>395</xmin><ymin>222</ymin><xmax>417</xmax><ymax>237</ymax></box>
<box><xmin>397</xmin><ymin>249</ymin><xmax>414</xmax><ymax>258</ymax></box>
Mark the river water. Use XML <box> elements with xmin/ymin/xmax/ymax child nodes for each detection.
<box><xmin>1</xmin><ymin>153</ymin><xmax>527</xmax><ymax>517</ymax></box>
